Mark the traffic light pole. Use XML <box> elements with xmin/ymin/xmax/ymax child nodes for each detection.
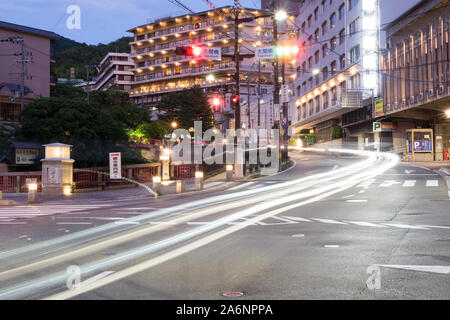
<box><xmin>272</xmin><ymin>18</ymin><xmax>282</xmax><ymax>171</ymax></box>
<box><xmin>281</xmin><ymin>62</ymin><xmax>288</xmax><ymax>168</ymax></box>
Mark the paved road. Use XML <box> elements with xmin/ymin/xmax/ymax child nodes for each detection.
<box><xmin>0</xmin><ymin>150</ymin><xmax>449</xmax><ymax>300</ymax></box>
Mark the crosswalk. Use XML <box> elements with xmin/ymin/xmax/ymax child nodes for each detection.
<box><xmin>357</xmin><ymin>179</ymin><xmax>441</xmax><ymax>189</ymax></box>
<box><xmin>0</xmin><ymin>204</ymin><xmax>112</xmax><ymax>224</ymax></box>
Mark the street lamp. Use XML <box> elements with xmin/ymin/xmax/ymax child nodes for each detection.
<box><xmin>312</xmin><ymin>68</ymin><xmax>320</xmax><ymax>76</ymax></box>
<box><xmin>171</xmin><ymin>121</ymin><xmax>178</xmax><ymax>129</ymax></box>
<box><xmin>445</xmin><ymin>110</ymin><xmax>450</xmax><ymax>118</ymax></box>
<box><xmin>274</xmin><ymin>10</ymin><xmax>288</xmax><ymax>21</ymax></box>
<box><xmin>206</xmin><ymin>74</ymin><xmax>215</xmax><ymax>82</ymax></box>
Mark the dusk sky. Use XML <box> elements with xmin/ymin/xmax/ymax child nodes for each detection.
<box><xmin>0</xmin><ymin>0</ymin><xmax>422</xmax><ymax>45</ymax></box>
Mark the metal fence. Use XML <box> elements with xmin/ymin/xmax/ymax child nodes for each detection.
<box><xmin>0</xmin><ymin>163</ymin><xmax>160</xmax><ymax>193</ymax></box>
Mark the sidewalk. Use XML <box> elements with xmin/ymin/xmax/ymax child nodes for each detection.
<box><xmin>1</xmin><ymin>171</ymin><xmax>237</xmax><ymax>205</ymax></box>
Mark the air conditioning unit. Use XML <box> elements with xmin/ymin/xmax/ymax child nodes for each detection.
<box><xmin>409</xmin><ymin>96</ymin><xmax>415</xmax><ymax>104</ymax></box>
<box><xmin>439</xmin><ymin>85</ymin><xmax>445</xmax><ymax>95</ymax></box>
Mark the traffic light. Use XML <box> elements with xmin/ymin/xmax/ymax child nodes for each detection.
<box><xmin>230</xmin><ymin>95</ymin><xmax>240</xmax><ymax>109</ymax></box>
<box><xmin>212</xmin><ymin>96</ymin><xmax>221</xmax><ymax>112</ymax></box>
<box><xmin>175</xmin><ymin>46</ymin><xmax>204</xmax><ymax>58</ymax></box>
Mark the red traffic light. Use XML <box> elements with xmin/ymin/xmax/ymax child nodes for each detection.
<box><xmin>231</xmin><ymin>95</ymin><xmax>240</xmax><ymax>104</ymax></box>
<box><xmin>213</xmin><ymin>97</ymin><xmax>221</xmax><ymax>107</ymax></box>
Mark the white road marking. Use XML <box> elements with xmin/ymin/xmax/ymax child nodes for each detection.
<box><xmin>77</xmin><ymin>271</ymin><xmax>115</xmax><ymax>288</ymax></box>
<box><xmin>111</xmin><ymin>208</ymin><xmax>156</xmax><ymax>211</ymax></box>
<box><xmin>383</xmin><ymin>223</ymin><xmax>430</xmax><ymax>230</ymax></box>
<box><xmin>379</xmin><ymin>180</ymin><xmax>401</xmax><ymax>187</ymax></box>
<box><xmin>228</xmin><ymin>182</ymin><xmax>254</xmax><ymax>191</ymax></box>
<box><xmin>342</xmin><ymin>194</ymin><xmax>355</xmax><ymax>199</ymax></box>
<box><xmin>357</xmin><ymin>180</ymin><xmax>375</xmax><ymax>188</ymax></box>
<box><xmin>346</xmin><ymin>199</ymin><xmax>368</xmax><ymax>203</ymax></box>
<box><xmin>346</xmin><ymin>221</ymin><xmax>384</xmax><ymax>228</ymax></box>
<box><xmin>404</xmin><ymin>169</ymin><xmax>415</xmax><ymax>174</ymax></box>
<box><xmin>114</xmin><ymin>221</ymin><xmax>141</xmax><ymax>225</ymax></box>
<box><xmin>324</xmin><ymin>245</ymin><xmax>339</xmax><ymax>248</ymax></box>
<box><xmin>56</xmin><ymin>222</ymin><xmax>92</xmax><ymax>225</ymax></box>
<box><xmin>378</xmin><ymin>265</ymin><xmax>450</xmax><ymax>274</ymax></box>
<box><xmin>281</xmin><ymin>216</ymin><xmax>313</xmax><ymax>222</ymax></box>
<box><xmin>402</xmin><ymin>180</ymin><xmax>416</xmax><ymax>187</ymax></box>
<box><xmin>426</xmin><ymin>180</ymin><xmax>439</xmax><ymax>187</ymax></box>
<box><xmin>312</xmin><ymin>219</ymin><xmax>348</xmax><ymax>225</ymax></box>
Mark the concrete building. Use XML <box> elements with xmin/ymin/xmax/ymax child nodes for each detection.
<box><xmin>75</xmin><ymin>52</ymin><xmax>134</xmax><ymax>93</ymax></box>
<box><xmin>0</xmin><ymin>21</ymin><xmax>59</xmax><ymax>122</ymax></box>
<box><xmin>379</xmin><ymin>0</ymin><xmax>450</xmax><ymax>161</ymax></box>
<box><xmin>127</xmin><ymin>6</ymin><xmax>296</xmax><ymax>130</ymax></box>
<box><xmin>290</xmin><ymin>0</ymin><xmax>380</xmax><ymax>146</ymax></box>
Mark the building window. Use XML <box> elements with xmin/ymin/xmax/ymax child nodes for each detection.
<box><xmin>315</xmin><ymin>96</ymin><xmax>320</xmax><ymax>113</ymax></box>
<box><xmin>308</xmin><ymin>56</ymin><xmax>313</xmax><ymax>69</ymax></box>
<box><xmin>297</xmin><ymin>85</ymin><xmax>301</xmax><ymax>96</ymax></box>
<box><xmin>315</xmin><ymin>50</ymin><xmax>320</xmax><ymax>63</ymax></box>
<box><xmin>323</xmin><ymin>92</ymin><xmax>329</xmax><ymax>109</ymax></box>
<box><xmin>308</xmin><ymin>15</ymin><xmax>312</xmax><ymax>28</ymax></box>
<box><xmin>322</xmin><ymin>0</ymin><xmax>326</xmax><ymax>11</ymax></box>
<box><xmin>331</xmin><ymin>37</ymin><xmax>337</xmax><ymax>50</ymax></box>
<box><xmin>322</xmin><ymin>43</ymin><xmax>328</xmax><ymax>57</ymax></box>
<box><xmin>315</xmin><ymin>28</ymin><xmax>320</xmax><ymax>41</ymax></box>
<box><xmin>350</xmin><ymin>45</ymin><xmax>360</xmax><ymax>63</ymax></box>
<box><xmin>323</xmin><ymin>66</ymin><xmax>329</xmax><ymax>80</ymax></box>
<box><xmin>349</xmin><ymin>0</ymin><xmax>359</xmax><ymax>11</ymax></box>
<box><xmin>330</xmin><ymin>13</ymin><xmax>336</xmax><ymax>28</ymax></box>
<box><xmin>315</xmin><ymin>74</ymin><xmax>320</xmax><ymax>85</ymax></box>
<box><xmin>314</xmin><ymin>7</ymin><xmax>319</xmax><ymax>21</ymax></box>
<box><xmin>349</xmin><ymin>18</ymin><xmax>359</xmax><ymax>36</ymax></box>
<box><xmin>322</xmin><ymin>21</ymin><xmax>327</xmax><ymax>35</ymax></box>
<box><xmin>331</xmin><ymin>60</ymin><xmax>337</xmax><ymax>74</ymax></box>
<box><xmin>339</xmin><ymin>4</ymin><xmax>345</xmax><ymax>20</ymax></box>
<box><xmin>339</xmin><ymin>28</ymin><xmax>346</xmax><ymax>44</ymax></box>
<box><xmin>340</xmin><ymin>54</ymin><xmax>346</xmax><ymax>69</ymax></box>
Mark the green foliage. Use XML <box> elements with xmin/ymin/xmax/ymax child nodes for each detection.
<box><xmin>332</xmin><ymin>126</ymin><xmax>342</xmax><ymax>140</ymax></box>
<box><xmin>54</xmin><ymin>37</ymin><xmax>132</xmax><ymax>79</ymax></box>
<box><xmin>15</xmin><ymin>88</ymin><xmax>152</xmax><ymax>168</ymax></box>
<box><xmin>157</xmin><ymin>86</ymin><xmax>215</xmax><ymax>130</ymax></box>
<box><xmin>299</xmin><ymin>129</ymin><xmax>311</xmax><ymax>135</ymax></box>
<box><xmin>127</xmin><ymin>120</ymin><xmax>170</xmax><ymax>142</ymax></box>
<box><xmin>305</xmin><ymin>134</ymin><xmax>316</xmax><ymax>144</ymax></box>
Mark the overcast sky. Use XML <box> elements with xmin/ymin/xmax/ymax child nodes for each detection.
<box><xmin>0</xmin><ymin>0</ymin><xmax>422</xmax><ymax>44</ymax></box>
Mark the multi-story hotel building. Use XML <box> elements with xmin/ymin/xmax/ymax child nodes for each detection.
<box><xmin>291</xmin><ymin>0</ymin><xmax>380</xmax><ymax>145</ymax></box>
<box><xmin>127</xmin><ymin>6</ymin><xmax>296</xmax><ymax>130</ymax></box>
<box><xmin>0</xmin><ymin>20</ymin><xmax>59</xmax><ymax>122</ymax></box>
<box><xmin>75</xmin><ymin>52</ymin><xmax>134</xmax><ymax>92</ymax></box>
<box><xmin>379</xmin><ymin>0</ymin><xmax>450</xmax><ymax>161</ymax></box>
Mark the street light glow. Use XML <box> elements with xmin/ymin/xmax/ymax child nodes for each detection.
<box><xmin>274</xmin><ymin>10</ymin><xmax>288</xmax><ymax>21</ymax></box>
<box><xmin>446</xmin><ymin>110</ymin><xmax>450</xmax><ymax>118</ymax></box>
<box><xmin>206</xmin><ymin>74</ymin><xmax>215</xmax><ymax>82</ymax></box>
<box><xmin>312</xmin><ymin>69</ymin><xmax>320</xmax><ymax>75</ymax></box>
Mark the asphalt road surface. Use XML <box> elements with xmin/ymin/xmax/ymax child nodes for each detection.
<box><xmin>0</xmin><ymin>149</ymin><xmax>449</xmax><ymax>300</ymax></box>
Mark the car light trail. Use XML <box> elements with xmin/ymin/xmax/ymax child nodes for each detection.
<box><xmin>0</xmin><ymin>149</ymin><xmax>398</xmax><ymax>300</ymax></box>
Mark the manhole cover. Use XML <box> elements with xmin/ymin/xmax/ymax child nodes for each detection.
<box><xmin>292</xmin><ymin>234</ymin><xmax>305</xmax><ymax>238</ymax></box>
<box><xmin>222</xmin><ymin>291</ymin><xmax>244</xmax><ymax>298</ymax></box>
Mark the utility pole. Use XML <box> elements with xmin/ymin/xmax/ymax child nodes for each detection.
<box><xmin>85</xmin><ymin>64</ymin><xmax>97</xmax><ymax>104</ymax></box>
<box><xmin>257</xmin><ymin>61</ymin><xmax>261</xmax><ymax>128</ymax></box>
<box><xmin>232</xmin><ymin>0</ymin><xmax>241</xmax><ymax>131</ymax></box>
<box><xmin>18</xmin><ymin>38</ymin><xmax>26</xmax><ymax>112</ymax></box>
<box><xmin>272</xmin><ymin>17</ymin><xmax>281</xmax><ymax>171</ymax></box>
<box><xmin>247</xmin><ymin>73</ymin><xmax>251</xmax><ymax>129</ymax></box>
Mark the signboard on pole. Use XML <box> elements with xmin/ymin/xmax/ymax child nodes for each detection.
<box><xmin>255</xmin><ymin>46</ymin><xmax>276</xmax><ymax>60</ymax></box>
<box><xmin>373</xmin><ymin>122</ymin><xmax>382</xmax><ymax>132</ymax></box>
<box><xmin>281</xmin><ymin>85</ymin><xmax>289</xmax><ymax>103</ymax></box>
<box><xmin>203</xmin><ymin>47</ymin><xmax>222</xmax><ymax>61</ymax></box>
<box><xmin>109</xmin><ymin>152</ymin><xmax>122</xmax><ymax>179</ymax></box>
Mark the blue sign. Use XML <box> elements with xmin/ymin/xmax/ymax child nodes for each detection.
<box><xmin>409</xmin><ymin>140</ymin><xmax>433</xmax><ymax>152</ymax></box>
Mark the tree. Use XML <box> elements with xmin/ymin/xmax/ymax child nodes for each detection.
<box><xmin>15</xmin><ymin>89</ymin><xmax>150</xmax><ymax>168</ymax></box>
<box><xmin>157</xmin><ymin>87</ymin><xmax>215</xmax><ymax>130</ymax></box>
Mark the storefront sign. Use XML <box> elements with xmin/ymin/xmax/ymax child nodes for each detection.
<box><xmin>410</xmin><ymin>140</ymin><xmax>433</xmax><ymax>152</ymax></box>
<box><xmin>374</xmin><ymin>98</ymin><xmax>384</xmax><ymax>117</ymax></box>
<box><xmin>16</xmin><ymin>148</ymin><xmax>40</xmax><ymax>165</ymax></box>
<box><xmin>255</xmin><ymin>46</ymin><xmax>275</xmax><ymax>60</ymax></box>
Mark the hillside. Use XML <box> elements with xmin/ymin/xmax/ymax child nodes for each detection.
<box><xmin>54</xmin><ymin>36</ymin><xmax>132</xmax><ymax>80</ymax></box>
